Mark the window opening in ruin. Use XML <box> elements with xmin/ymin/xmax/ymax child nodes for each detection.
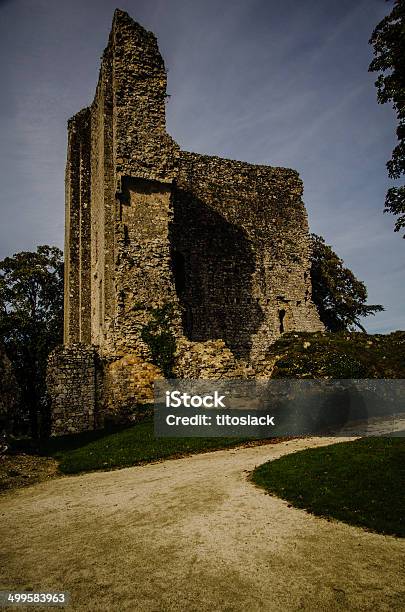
<box><xmin>278</xmin><ymin>309</ymin><xmax>286</xmax><ymax>333</ymax></box>
<box><xmin>172</xmin><ymin>250</ymin><xmax>186</xmax><ymax>295</ymax></box>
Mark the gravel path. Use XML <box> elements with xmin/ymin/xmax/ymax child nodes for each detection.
<box><xmin>1</xmin><ymin>437</ymin><xmax>404</xmax><ymax>611</ymax></box>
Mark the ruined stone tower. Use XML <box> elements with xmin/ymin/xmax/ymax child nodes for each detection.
<box><xmin>47</xmin><ymin>9</ymin><xmax>323</xmax><ymax>434</ymax></box>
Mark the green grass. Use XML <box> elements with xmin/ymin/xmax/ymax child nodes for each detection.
<box><xmin>252</xmin><ymin>437</ymin><xmax>405</xmax><ymax>537</ymax></box>
<box><xmin>268</xmin><ymin>330</ymin><xmax>405</xmax><ymax>378</ymax></box>
<box><xmin>40</xmin><ymin>419</ymin><xmax>254</xmax><ymax>474</ymax></box>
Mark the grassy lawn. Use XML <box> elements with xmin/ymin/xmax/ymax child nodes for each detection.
<box><xmin>38</xmin><ymin>419</ymin><xmax>260</xmax><ymax>475</ymax></box>
<box><xmin>252</xmin><ymin>437</ymin><xmax>405</xmax><ymax>537</ymax></box>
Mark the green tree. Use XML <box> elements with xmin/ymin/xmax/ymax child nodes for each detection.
<box><xmin>369</xmin><ymin>0</ymin><xmax>405</xmax><ymax>236</ymax></box>
<box><xmin>310</xmin><ymin>234</ymin><xmax>384</xmax><ymax>332</ymax></box>
<box><xmin>0</xmin><ymin>246</ymin><xmax>63</xmax><ymax>438</ymax></box>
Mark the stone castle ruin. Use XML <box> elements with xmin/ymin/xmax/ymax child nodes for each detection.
<box><xmin>47</xmin><ymin>9</ymin><xmax>323</xmax><ymax>434</ymax></box>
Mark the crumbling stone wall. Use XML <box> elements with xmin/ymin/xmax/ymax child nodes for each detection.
<box><xmin>114</xmin><ymin>178</ymin><xmax>183</xmax><ymax>357</ymax></box>
<box><xmin>64</xmin><ymin>108</ymin><xmax>91</xmax><ymax>345</ymax></box>
<box><xmin>172</xmin><ymin>152</ymin><xmax>323</xmax><ymax>362</ymax></box>
<box><xmin>173</xmin><ymin>339</ymin><xmax>247</xmax><ymax>379</ymax></box>
<box><xmin>48</xmin><ymin>9</ymin><xmax>324</xmax><ymax>435</ymax></box>
<box><xmin>47</xmin><ymin>345</ymin><xmax>96</xmax><ymax>435</ymax></box>
<box><xmin>102</xmin><ymin>355</ymin><xmax>163</xmax><ymax>423</ymax></box>
<box><xmin>64</xmin><ymin>10</ymin><xmax>182</xmax><ymax>357</ymax></box>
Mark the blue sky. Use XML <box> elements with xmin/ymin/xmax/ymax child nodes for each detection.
<box><xmin>0</xmin><ymin>0</ymin><xmax>403</xmax><ymax>333</ymax></box>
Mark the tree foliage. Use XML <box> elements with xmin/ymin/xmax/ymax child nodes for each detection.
<box><xmin>0</xmin><ymin>246</ymin><xmax>64</xmax><ymax>438</ymax></box>
<box><xmin>310</xmin><ymin>234</ymin><xmax>384</xmax><ymax>332</ymax></box>
<box><xmin>369</xmin><ymin>0</ymin><xmax>405</xmax><ymax>236</ymax></box>
<box><xmin>0</xmin><ymin>344</ymin><xmax>20</xmax><ymax>434</ymax></box>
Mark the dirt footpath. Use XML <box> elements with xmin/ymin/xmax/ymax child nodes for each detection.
<box><xmin>1</xmin><ymin>437</ymin><xmax>404</xmax><ymax>611</ymax></box>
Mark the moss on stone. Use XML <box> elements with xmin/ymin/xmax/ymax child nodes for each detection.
<box><xmin>140</xmin><ymin>304</ymin><xmax>177</xmax><ymax>378</ymax></box>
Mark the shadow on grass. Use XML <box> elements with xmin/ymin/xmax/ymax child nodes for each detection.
<box><xmin>10</xmin><ymin>419</ymin><xmax>258</xmax><ymax>475</ymax></box>
<box><xmin>10</xmin><ymin>421</ymin><xmax>138</xmax><ymax>456</ymax></box>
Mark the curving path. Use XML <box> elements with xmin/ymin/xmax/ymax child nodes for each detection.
<box><xmin>1</xmin><ymin>437</ymin><xmax>404</xmax><ymax>611</ymax></box>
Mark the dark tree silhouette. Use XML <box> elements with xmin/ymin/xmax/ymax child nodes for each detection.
<box><xmin>0</xmin><ymin>246</ymin><xmax>63</xmax><ymax>438</ymax></box>
<box><xmin>369</xmin><ymin>0</ymin><xmax>405</xmax><ymax>236</ymax></box>
<box><xmin>310</xmin><ymin>234</ymin><xmax>384</xmax><ymax>332</ymax></box>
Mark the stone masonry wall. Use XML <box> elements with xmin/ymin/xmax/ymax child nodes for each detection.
<box><xmin>111</xmin><ymin>10</ymin><xmax>179</xmax><ymax>184</ymax></box>
<box><xmin>110</xmin><ymin>10</ymin><xmax>182</xmax><ymax>356</ymax></box>
<box><xmin>173</xmin><ymin>339</ymin><xmax>247</xmax><ymax>379</ymax></box>
<box><xmin>173</xmin><ymin>152</ymin><xmax>323</xmax><ymax>362</ymax></box>
<box><xmin>89</xmin><ymin>43</ymin><xmax>115</xmax><ymax>350</ymax></box>
<box><xmin>64</xmin><ymin>9</ymin><xmax>183</xmax><ymax>357</ymax></box>
<box><xmin>114</xmin><ymin>178</ymin><xmax>183</xmax><ymax>357</ymax></box>
<box><xmin>101</xmin><ymin>354</ymin><xmax>163</xmax><ymax>423</ymax></box>
<box><xmin>47</xmin><ymin>345</ymin><xmax>96</xmax><ymax>435</ymax></box>
<box><xmin>64</xmin><ymin>108</ymin><xmax>91</xmax><ymax>344</ymax></box>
